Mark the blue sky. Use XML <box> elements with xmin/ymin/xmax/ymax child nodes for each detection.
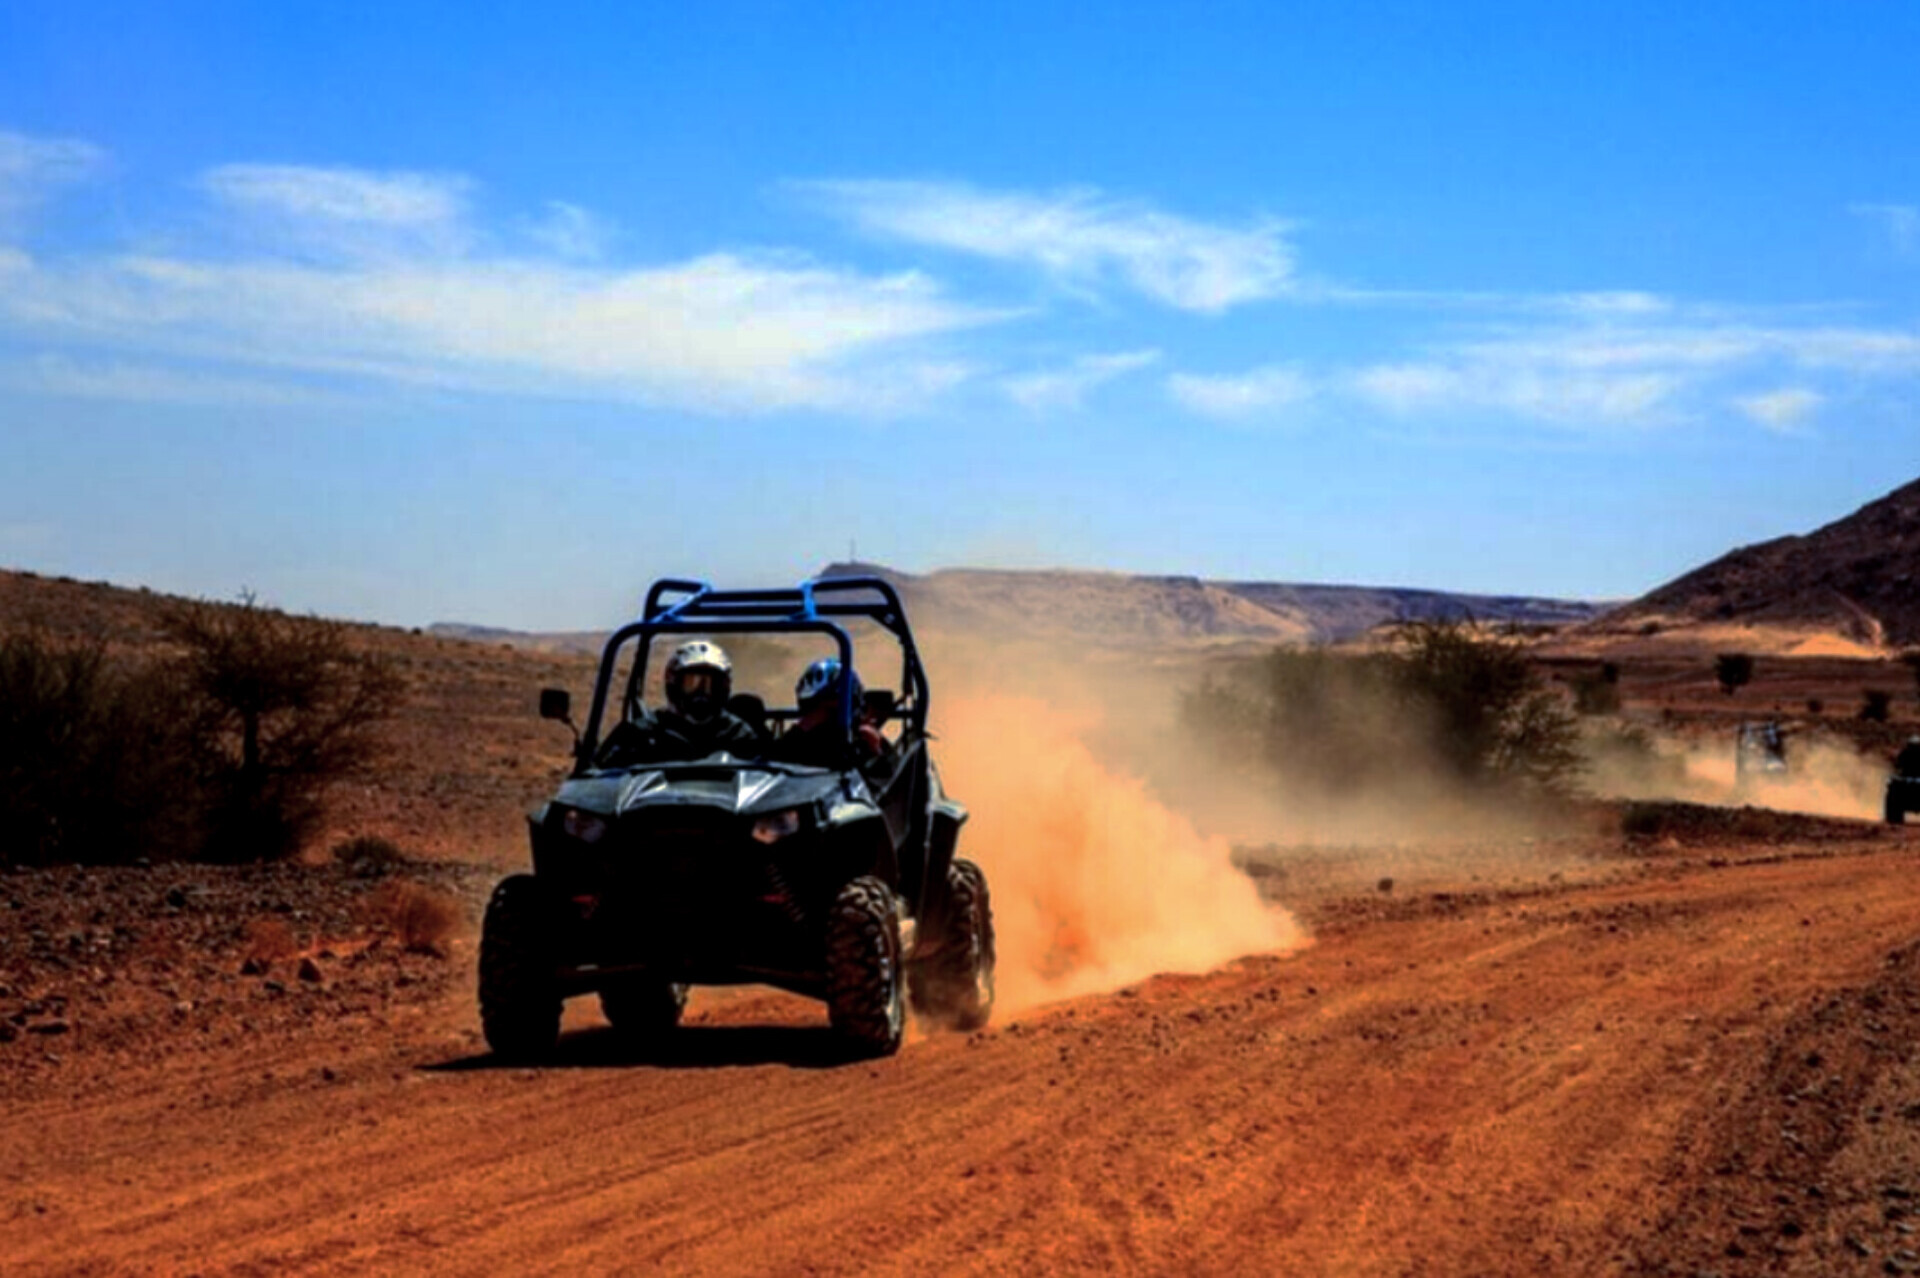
<box><xmin>1</xmin><ymin>3</ymin><xmax>1915</xmax><ymax>629</ymax></box>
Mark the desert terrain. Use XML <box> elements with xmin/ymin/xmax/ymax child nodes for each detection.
<box><xmin>8</xmin><ymin>564</ymin><xmax>1920</xmax><ymax>1275</ymax></box>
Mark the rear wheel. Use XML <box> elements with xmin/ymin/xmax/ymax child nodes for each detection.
<box><xmin>825</xmin><ymin>876</ymin><xmax>906</xmax><ymax>1057</ymax></box>
<box><xmin>600</xmin><ymin>979</ymin><xmax>688</xmax><ymax>1040</ymax></box>
<box><xmin>478</xmin><ymin>875</ymin><xmax>562</xmax><ymax>1061</ymax></box>
<box><xmin>909</xmin><ymin>858</ymin><xmax>996</xmax><ymax>1032</ymax></box>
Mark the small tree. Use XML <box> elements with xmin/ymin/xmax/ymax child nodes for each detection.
<box><xmin>1861</xmin><ymin>689</ymin><xmax>1894</xmax><ymax>723</ymax></box>
<box><xmin>1390</xmin><ymin>620</ymin><xmax>1582</xmax><ymax>792</ymax></box>
<box><xmin>1714</xmin><ymin>653</ymin><xmax>1755</xmax><ymax>696</ymax></box>
<box><xmin>162</xmin><ymin>594</ymin><xmax>401</xmax><ymax>862</ymax></box>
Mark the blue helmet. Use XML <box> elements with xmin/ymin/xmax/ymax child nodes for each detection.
<box><xmin>796</xmin><ymin>657</ymin><xmax>860</xmax><ymax>713</ymax></box>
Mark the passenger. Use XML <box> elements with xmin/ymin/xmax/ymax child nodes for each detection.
<box><xmin>1896</xmin><ymin>735</ymin><xmax>1920</xmax><ymax>778</ymax></box>
<box><xmin>597</xmin><ymin>640</ymin><xmax>760</xmax><ymax>765</ymax></box>
<box><xmin>766</xmin><ymin>658</ymin><xmax>885</xmax><ymax>768</ymax></box>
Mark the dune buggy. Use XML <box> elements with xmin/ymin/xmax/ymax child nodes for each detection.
<box><xmin>478</xmin><ymin>576</ymin><xmax>994</xmax><ymax>1060</ymax></box>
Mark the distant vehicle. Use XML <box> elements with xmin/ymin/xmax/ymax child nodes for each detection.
<box><xmin>1734</xmin><ymin>721</ymin><xmax>1788</xmax><ymax>782</ymax></box>
<box><xmin>477</xmin><ymin>576</ymin><xmax>995</xmax><ymax>1061</ymax></box>
<box><xmin>1888</xmin><ymin>737</ymin><xmax>1920</xmax><ymax>825</ymax></box>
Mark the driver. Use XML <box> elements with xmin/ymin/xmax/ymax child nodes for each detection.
<box><xmin>598</xmin><ymin>640</ymin><xmax>760</xmax><ymax>765</ymax></box>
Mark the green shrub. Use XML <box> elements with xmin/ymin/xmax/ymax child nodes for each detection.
<box><xmin>1182</xmin><ymin>620</ymin><xmax>1582</xmax><ymax>798</ymax></box>
<box><xmin>1714</xmin><ymin>653</ymin><xmax>1754</xmax><ymax>696</ymax></box>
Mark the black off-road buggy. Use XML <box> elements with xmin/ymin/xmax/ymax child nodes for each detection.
<box><xmin>477</xmin><ymin>576</ymin><xmax>995</xmax><ymax>1059</ymax></box>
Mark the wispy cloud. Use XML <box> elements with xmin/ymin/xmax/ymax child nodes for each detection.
<box><xmin>1851</xmin><ymin>202</ymin><xmax>1919</xmax><ymax>258</ymax></box>
<box><xmin>1166</xmin><ymin>364</ymin><xmax>1313</xmax><ymax>421</ymax></box>
<box><xmin>1003</xmin><ymin>349</ymin><xmax>1159</xmax><ymax>412</ymax></box>
<box><xmin>526</xmin><ymin>200</ymin><xmax>612</xmax><ymax>260</ymax></box>
<box><xmin>203</xmin><ymin>163</ymin><xmax>470</xmax><ymax>228</ymax></box>
<box><xmin>797</xmin><ymin>179</ymin><xmax>1294</xmax><ymax>312</ymax></box>
<box><xmin>1</xmin><ymin>247</ymin><xmax>998</xmax><ymax>413</ymax></box>
<box><xmin>200</xmin><ymin>162</ymin><xmax>476</xmax><ymax>259</ymax></box>
<box><xmin>0</xmin><ymin>129</ymin><xmax>106</xmax><ymax>227</ymax></box>
<box><xmin>1345</xmin><ymin>313</ymin><xmax>1920</xmax><ymax>432</ymax></box>
<box><xmin>1734</xmin><ymin>387</ymin><xmax>1823</xmax><ymax>434</ymax></box>
<box><xmin>0</xmin><ymin>353</ymin><xmax>336</xmax><ymax>407</ymax></box>
<box><xmin>0</xmin><ymin>151</ymin><xmax>1011</xmax><ymax>415</ymax></box>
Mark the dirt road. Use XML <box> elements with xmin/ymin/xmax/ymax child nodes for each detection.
<box><xmin>11</xmin><ymin>827</ymin><xmax>1920</xmax><ymax>1276</ymax></box>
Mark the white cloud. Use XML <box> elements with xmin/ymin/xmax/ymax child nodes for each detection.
<box><xmin>1003</xmin><ymin>349</ymin><xmax>1160</xmax><ymax>412</ymax></box>
<box><xmin>799</xmin><ymin>179</ymin><xmax>1294</xmax><ymax>312</ymax></box>
<box><xmin>527</xmin><ymin>200</ymin><xmax>611</xmax><ymax>260</ymax></box>
<box><xmin>203</xmin><ymin>163</ymin><xmax>470</xmax><ymax>228</ymax></box>
<box><xmin>1347</xmin><ymin>308</ymin><xmax>1919</xmax><ymax>431</ymax></box>
<box><xmin>0</xmin><ymin>248</ymin><xmax>1000</xmax><ymax>413</ymax></box>
<box><xmin>1166</xmin><ymin>364</ymin><xmax>1313</xmax><ymax>420</ymax></box>
<box><xmin>0</xmin><ymin>353</ymin><xmax>331</xmax><ymax>407</ymax></box>
<box><xmin>1734</xmin><ymin>387</ymin><xmax>1823</xmax><ymax>433</ymax></box>
<box><xmin>1851</xmin><ymin>202</ymin><xmax>1919</xmax><ymax>257</ymax></box>
<box><xmin>0</xmin><ymin>129</ymin><xmax>105</xmax><ymax>225</ymax></box>
<box><xmin>1351</xmin><ymin>356</ymin><xmax>1681</xmax><ymax>427</ymax></box>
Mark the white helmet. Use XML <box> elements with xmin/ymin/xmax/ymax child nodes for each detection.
<box><xmin>665</xmin><ymin>640</ymin><xmax>732</xmax><ymax>724</ymax></box>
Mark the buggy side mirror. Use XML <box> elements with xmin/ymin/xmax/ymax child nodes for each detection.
<box><xmin>541</xmin><ymin>686</ymin><xmax>581</xmax><ymax>757</ymax></box>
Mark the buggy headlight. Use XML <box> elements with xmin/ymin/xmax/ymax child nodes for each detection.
<box><xmin>561</xmin><ymin>807</ymin><xmax>609</xmax><ymax>844</ymax></box>
<box><xmin>751</xmin><ymin>808</ymin><xmax>803</xmax><ymax>844</ymax></box>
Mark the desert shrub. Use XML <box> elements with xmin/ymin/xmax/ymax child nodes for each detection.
<box><xmin>332</xmin><ymin>834</ymin><xmax>409</xmax><ymax>878</ymax></box>
<box><xmin>1806</xmin><ymin>698</ymin><xmax>1824</xmax><ymax>716</ymax></box>
<box><xmin>1182</xmin><ymin>621</ymin><xmax>1582</xmax><ymax>798</ymax></box>
<box><xmin>0</xmin><ymin>595</ymin><xmax>401</xmax><ymax>867</ymax></box>
<box><xmin>1861</xmin><ymin>689</ymin><xmax>1894</xmax><ymax>722</ymax></box>
<box><xmin>162</xmin><ymin>594</ymin><xmax>401</xmax><ymax>863</ymax></box>
<box><xmin>1570</xmin><ymin>663</ymin><xmax>1622</xmax><ymax>715</ymax></box>
<box><xmin>0</xmin><ymin>629</ymin><xmax>207</xmax><ymax>866</ymax></box>
<box><xmin>1714</xmin><ymin>653</ymin><xmax>1754</xmax><ymax>696</ymax></box>
<box><xmin>366</xmin><ymin>879</ymin><xmax>461</xmax><ymax>956</ymax></box>
<box><xmin>1183</xmin><ymin>646</ymin><xmax>1404</xmax><ymax>793</ymax></box>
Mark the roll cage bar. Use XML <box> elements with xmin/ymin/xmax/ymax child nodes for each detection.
<box><xmin>578</xmin><ymin>576</ymin><xmax>930</xmax><ymax>769</ymax></box>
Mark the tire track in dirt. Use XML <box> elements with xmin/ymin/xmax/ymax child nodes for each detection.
<box><xmin>11</xmin><ymin>836</ymin><xmax>1920</xmax><ymax>1276</ymax></box>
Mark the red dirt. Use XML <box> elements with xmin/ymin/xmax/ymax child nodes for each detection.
<box><xmin>10</xmin><ymin>822</ymin><xmax>1920</xmax><ymax>1275</ymax></box>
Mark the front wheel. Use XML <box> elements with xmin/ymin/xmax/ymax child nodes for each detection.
<box><xmin>909</xmin><ymin>858</ymin><xmax>996</xmax><ymax>1032</ymax></box>
<box><xmin>1890</xmin><ymin>787</ymin><xmax>1908</xmax><ymax>826</ymax></box>
<box><xmin>825</xmin><ymin>876</ymin><xmax>906</xmax><ymax>1057</ymax></box>
<box><xmin>478</xmin><ymin>875</ymin><xmax>562</xmax><ymax>1061</ymax></box>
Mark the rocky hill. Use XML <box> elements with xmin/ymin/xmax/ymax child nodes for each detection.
<box><xmin>1590</xmin><ymin>478</ymin><xmax>1920</xmax><ymax>650</ymax></box>
<box><xmin>813</xmin><ymin>562</ymin><xmax>1602</xmax><ymax>649</ymax></box>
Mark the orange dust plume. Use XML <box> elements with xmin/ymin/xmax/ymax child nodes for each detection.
<box><xmin>933</xmin><ymin>693</ymin><xmax>1305</xmax><ymax>1015</ymax></box>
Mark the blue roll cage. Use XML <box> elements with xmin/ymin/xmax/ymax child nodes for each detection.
<box><xmin>578</xmin><ymin>576</ymin><xmax>930</xmax><ymax>769</ymax></box>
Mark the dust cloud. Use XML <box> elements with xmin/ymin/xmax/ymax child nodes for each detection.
<box><xmin>933</xmin><ymin>692</ymin><xmax>1304</xmax><ymax>1015</ymax></box>
<box><xmin>1584</xmin><ymin>726</ymin><xmax>1890</xmax><ymax>820</ymax></box>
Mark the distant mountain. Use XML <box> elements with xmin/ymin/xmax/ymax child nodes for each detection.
<box><xmin>1589</xmin><ymin>478</ymin><xmax>1920</xmax><ymax>649</ymax></box>
<box><xmin>816</xmin><ymin>562</ymin><xmax>1604</xmax><ymax>648</ymax></box>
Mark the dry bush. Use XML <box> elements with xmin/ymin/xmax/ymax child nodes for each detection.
<box><xmin>162</xmin><ymin>592</ymin><xmax>402</xmax><ymax>863</ymax></box>
<box><xmin>366</xmin><ymin>879</ymin><xmax>462</xmax><ymax>956</ymax></box>
<box><xmin>0</xmin><ymin>627</ymin><xmax>206</xmax><ymax>866</ymax></box>
<box><xmin>331</xmin><ymin>835</ymin><xmax>408</xmax><ymax>878</ymax></box>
